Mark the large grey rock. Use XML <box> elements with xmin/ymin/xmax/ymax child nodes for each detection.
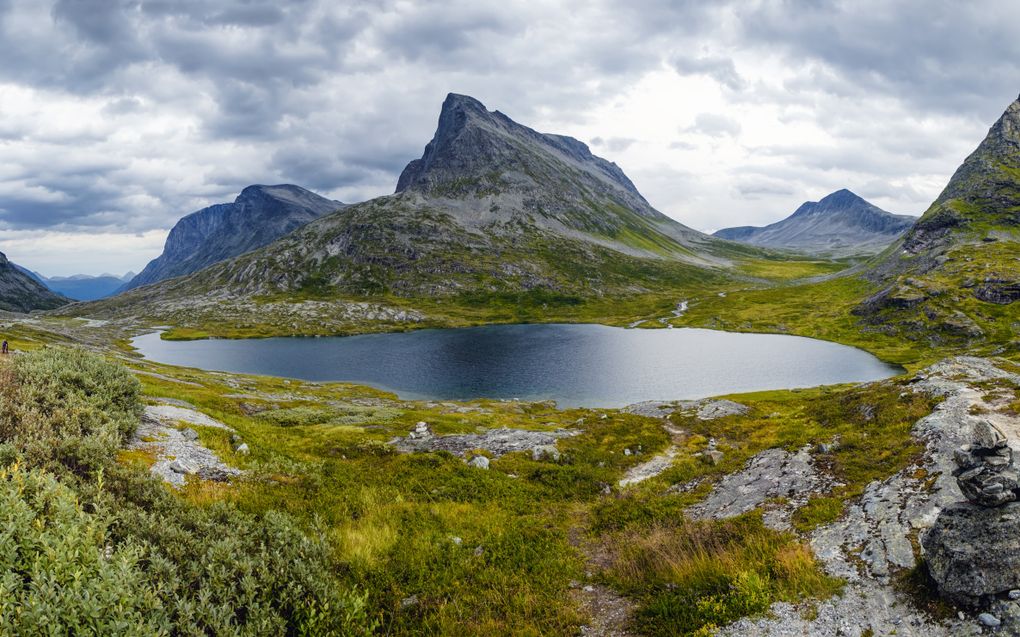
<box><xmin>391</xmin><ymin>427</ymin><xmax>576</xmax><ymax>458</ymax></box>
<box><xmin>922</xmin><ymin>502</ymin><xmax>1020</xmax><ymax>607</ymax></box>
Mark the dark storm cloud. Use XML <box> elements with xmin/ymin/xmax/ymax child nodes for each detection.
<box><xmin>0</xmin><ymin>0</ymin><xmax>1015</xmax><ymax>237</ymax></box>
<box><xmin>737</xmin><ymin>0</ymin><xmax>1020</xmax><ymax>120</ymax></box>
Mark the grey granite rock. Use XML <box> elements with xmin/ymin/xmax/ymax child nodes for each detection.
<box><xmin>923</xmin><ymin>502</ymin><xmax>1020</xmax><ymax>607</ymax></box>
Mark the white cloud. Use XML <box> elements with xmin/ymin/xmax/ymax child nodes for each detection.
<box><xmin>0</xmin><ymin>0</ymin><xmax>1015</xmax><ymax>271</ymax></box>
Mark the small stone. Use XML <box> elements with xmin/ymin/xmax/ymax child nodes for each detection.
<box><xmin>957</xmin><ymin>466</ymin><xmax>984</xmax><ymax>481</ymax></box>
<box><xmin>467</xmin><ymin>455</ymin><xmax>490</xmax><ymax>470</ymax></box>
<box><xmin>230</xmin><ymin>433</ymin><xmax>241</xmax><ymax>445</ymax></box>
<box><xmin>450</xmin><ymin>536</ymin><xmax>462</xmax><ymax>546</ymax></box>
<box><xmin>400</xmin><ymin>595</ymin><xmax>419</xmax><ymax>609</ymax></box>
<box><xmin>985</xmin><ymin>454</ymin><xmax>1012</xmax><ymax>467</ymax></box>
<box><xmin>235</xmin><ymin>443</ymin><xmax>250</xmax><ymax>455</ymax></box>
<box><xmin>974</xmin><ymin>420</ymin><xmax>1008</xmax><ymax>450</ymax></box>
<box><xmin>169</xmin><ymin>460</ymin><xmax>192</xmax><ymax>474</ymax></box>
<box><xmin>531</xmin><ymin>445</ymin><xmax>560</xmax><ymax>462</ymax></box>
<box><xmin>978</xmin><ymin>612</ymin><xmax>1001</xmax><ymax>628</ymax></box>
<box><xmin>473</xmin><ymin>545</ymin><xmax>484</xmax><ymax>557</ymax></box>
<box><xmin>1009</xmin><ymin>589</ymin><xmax>1020</xmax><ymax>600</ymax></box>
<box><xmin>582</xmin><ymin>585</ymin><xmax>595</xmax><ymax>593</ymax></box>
<box><xmin>623</xmin><ymin>448</ymin><xmax>632</xmax><ymax>456</ymax></box>
<box><xmin>180</xmin><ymin>428</ymin><xmax>199</xmax><ymax>441</ymax></box>
<box><xmin>705</xmin><ymin>450</ymin><xmax>724</xmax><ymax>465</ymax></box>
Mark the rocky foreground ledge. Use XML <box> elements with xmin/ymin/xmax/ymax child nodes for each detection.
<box><xmin>718</xmin><ymin>357</ymin><xmax>1020</xmax><ymax>637</ymax></box>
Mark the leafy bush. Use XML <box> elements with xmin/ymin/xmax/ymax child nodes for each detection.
<box><xmin>0</xmin><ymin>348</ymin><xmax>378</xmax><ymax>635</ymax></box>
<box><xmin>0</xmin><ymin>347</ymin><xmax>141</xmax><ymax>471</ymax></box>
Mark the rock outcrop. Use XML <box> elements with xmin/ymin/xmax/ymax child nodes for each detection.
<box><xmin>923</xmin><ymin>501</ymin><xmax>1020</xmax><ymax>607</ymax></box>
<box><xmin>390</xmin><ymin>423</ymin><xmax>577</xmax><ymax>459</ymax></box>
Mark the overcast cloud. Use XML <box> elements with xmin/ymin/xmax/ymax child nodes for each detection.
<box><xmin>0</xmin><ymin>0</ymin><xmax>1017</xmax><ymax>275</ymax></box>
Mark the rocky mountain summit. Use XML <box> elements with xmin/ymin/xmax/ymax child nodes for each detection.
<box><xmin>394</xmin><ymin>93</ymin><xmax>711</xmax><ymax>254</ymax></box>
<box><xmin>0</xmin><ymin>251</ymin><xmax>68</xmax><ymax>313</ymax></box>
<box><xmin>714</xmin><ymin>189</ymin><xmax>915</xmax><ymax>256</ymax></box>
<box><xmin>123</xmin><ymin>184</ymin><xmax>343</xmax><ymax>291</ymax></box>
<box><xmin>854</xmin><ymin>95</ymin><xmax>1020</xmax><ymax>348</ymax></box>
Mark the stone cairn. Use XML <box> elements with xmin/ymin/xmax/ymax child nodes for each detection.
<box><xmin>953</xmin><ymin>420</ymin><xmax>1019</xmax><ymax>507</ymax></box>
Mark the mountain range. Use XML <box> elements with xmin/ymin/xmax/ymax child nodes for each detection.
<box><xmin>122</xmin><ymin>184</ymin><xmax>344</xmax><ymax>291</ymax></box>
<box><xmin>86</xmin><ymin>94</ymin><xmax>757</xmax><ymax>331</ymax></box>
<box><xmin>16</xmin><ymin>269</ymin><xmax>135</xmax><ymax>301</ymax></box>
<box><xmin>714</xmin><ymin>189</ymin><xmax>915</xmax><ymax>256</ymax></box>
<box><xmin>0</xmin><ymin>252</ymin><xmax>68</xmax><ymax>313</ymax></box>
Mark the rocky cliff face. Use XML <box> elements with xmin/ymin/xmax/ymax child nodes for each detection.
<box><xmin>714</xmin><ymin>189</ymin><xmax>915</xmax><ymax>256</ymax></box>
<box><xmin>123</xmin><ymin>184</ymin><xmax>343</xmax><ymax>291</ymax></box>
<box><xmin>392</xmin><ymin>93</ymin><xmax>715</xmax><ymax>256</ymax></box>
<box><xmin>854</xmin><ymin>95</ymin><xmax>1020</xmax><ymax>348</ymax></box>
<box><xmin>0</xmin><ymin>252</ymin><xmax>68</xmax><ymax>313</ymax></box>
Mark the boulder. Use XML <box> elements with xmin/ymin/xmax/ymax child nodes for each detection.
<box><xmin>532</xmin><ymin>445</ymin><xmax>561</xmax><ymax>462</ymax></box>
<box><xmin>923</xmin><ymin>501</ymin><xmax>1020</xmax><ymax>606</ymax></box>
<box><xmin>467</xmin><ymin>455</ymin><xmax>490</xmax><ymax>470</ymax></box>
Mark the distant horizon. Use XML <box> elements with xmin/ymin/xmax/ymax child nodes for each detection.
<box><xmin>0</xmin><ymin>1</ymin><xmax>1015</xmax><ymax>275</ymax></box>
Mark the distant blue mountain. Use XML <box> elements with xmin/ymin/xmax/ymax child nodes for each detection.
<box><xmin>14</xmin><ymin>267</ymin><xmax>135</xmax><ymax>301</ymax></box>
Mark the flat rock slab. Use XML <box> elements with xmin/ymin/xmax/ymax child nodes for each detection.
<box><xmin>145</xmin><ymin>404</ymin><xmax>234</xmax><ymax>431</ymax></box>
<box><xmin>390</xmin><ymin>427</ymin><xmax>577</xmax><ymax>458</ymax></box>
<box><xmin>619</xmin><ymin>446</ymin><xmax>678</xmax><ymax>487</ymax></box>
<box><xmin>686</xmin><ymin>446</ymin><xmax>828</xmax><ymax>526</ymax></box>
<box><xmin>622</xmin><ymin>398</ymin><xmax>748</xmax><ymax>420</ymax></box>
<box><xmin>130</xmin><ymin>414</ymin><xmax>242</xmax><ymax>487</ymax></box>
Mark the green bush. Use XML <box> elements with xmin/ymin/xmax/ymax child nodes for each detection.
<box><xmin>0</xmin><ymin>348</ymin><xmax>378</xmax><ymax>635</ymax></box>
<box><xmin>0</xmin><ymin>347</ymin><xmax>141</xmax><ymax>471</ymax></box>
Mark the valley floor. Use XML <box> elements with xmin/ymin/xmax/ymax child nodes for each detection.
<box><xmin>2</xmin><ymin>313</ymin><xmax>1019</xmax><ymax>635</ymax></box>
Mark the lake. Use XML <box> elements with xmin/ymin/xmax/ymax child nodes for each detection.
<box><xmin>131</xmin><ymin>324</ymin><xmax>902</xmax><ymax>408</ymax></box>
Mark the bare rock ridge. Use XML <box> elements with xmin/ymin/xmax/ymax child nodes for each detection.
<box><xmin>393</xmin><ymin>92</ymin><xmax>713</xmax><ymax>253</ymax></box>
<box><xmin>0</xmin><ymin>251</ymin><xmax>68</xmax><ymax>312</ymax></box>
<box><xmin>902</xmin><ymin>93</ymin><xmax>1020</xmax><ymax>254</ymax></box>
<box><xmin>122</xmin><ymin>184</ymin><xmax>344</xmax><ymax>291</ymax></box>
<box><xmin>714</xmin><ymin>188</ymin><xmax>915</xmax><ymax>256</ymax></box>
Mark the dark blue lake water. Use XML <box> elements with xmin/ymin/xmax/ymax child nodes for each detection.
<box><xmin>131</xmin><ymin>324</ymin><xmax>901</xmax><ymax>408</ymax></box>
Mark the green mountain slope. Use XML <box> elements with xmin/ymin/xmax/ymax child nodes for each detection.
<box><xmin>671</xmin><ymin>95</ymin><xmax>1020</xmax><ymax>364</ymax></box>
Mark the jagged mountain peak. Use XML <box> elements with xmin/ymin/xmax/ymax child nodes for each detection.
<box><xmin>900</xmin><ymin>94</ymin><xmax>1020</xmax><ymax>254</ymax></box>
<box><xmin>394</xmin><ymin>93</ymin><xmax>651</xmax><ymax>210</ymax></box>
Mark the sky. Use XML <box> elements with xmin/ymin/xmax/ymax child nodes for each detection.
<box><xmin>0</xmin><ymin>0</ymin><xmax>1018</xmax><ymax>276</ymax></box>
